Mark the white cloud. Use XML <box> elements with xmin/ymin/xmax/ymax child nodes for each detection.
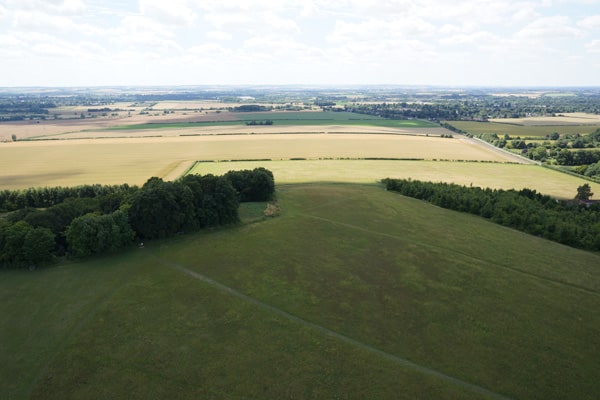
<box><xmin>516</xmin><ymin>16</ymin><xmax>582</xmax><ymax>39</ymax></box>
<box><xmin>299</xmin><ymin>0</ymin><xmax>320</xmax><ymax>17</ymax></box>
<box><xmin>139</xmin><ymin>0</ymin><xmax>196</xmax><ymax>26</ymax></box>
<box><xmin>207</xmin><ymin>31</ymin><xmax>232</xmax><ymax>41</ymax></box>
<box><xmin>578</xmin><ymin>15</ymin><xmax>600</xmax><ymax>29</ymax></box>
<box><xmin>13</xmin><ymin>11</ymin><xmax>79</xmax><ymax>33</ymax></box>
<box><xmin>0</xmin><ymin>33</ymin><xmax>22</xmax><ymax>47</ymax></box>
<box><xmin>586</xmin><ymin>39</ymin><xmax>600</xmax><ymax>53</ymax></box>
<box><xmin>193</xmin><ymin>0</ymin><xmax>281</xmax><ymax>13</ymax></box>
<box><xmin>203</xmin><ymin>10</ymin><xmax>300</xmax><ymax>35</ymax></box>
<box><xmin>327</xmin><ymin>17</ymin><xmax>435</xmax><ymax>44</ymax></box>
<box><xmin>0</xmin><ymin>0</ymin><xmax>599</xmax><ymax>86</ymax></box>
<box><xmin>439</xmin><ymin>22</ymin><xmax>479</xmax><ymax>35</ymax></box>
<box><xmin>112</xmin><ymin>15</ymin><xmax>175</xmax><ymax>38</ymax></box>
<box><xmin>33</xmin><ymin>42</ymin><xmax>78</xmax><ymax>57</ymax></box>
<box><xmin>4</xmin><ymin>0</ymin><xmax>85</xmax><ymax>15</ymax></box>
<box><xmin>439</xmin><ymin>31</ymin><xmax>499</xmax><ymax>46</ymax></box>
<box><xmin>243</xmin><ymin>35</ymin><xmax>325</xmax><ymax>60</ymax></box>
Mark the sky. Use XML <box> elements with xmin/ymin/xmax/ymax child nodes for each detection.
<box><xmin>0</xmin><ymin>0</ymin><xmax>599</xmax><ymax>87</ymax></box>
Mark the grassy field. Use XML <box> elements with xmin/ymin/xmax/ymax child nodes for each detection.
<box><xmin>2</xmin><ymin>184</ymin><xmax>599</xmax><ymax>400</ymax></box>
<box><xmin>0</xmin><ymin>134</ymin><xmax>520</xmax><ymax>190</ymax></box>
<box><xmin>189</xmin><ymin>160</ymin><xmax>600</xmax><ymax>199</ymax></box>
<box><xmin>447</xmin><ymin>120</ymin><xmax>600</xmax><ymax>137</ymax></box>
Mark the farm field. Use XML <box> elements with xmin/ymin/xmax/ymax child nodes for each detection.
<box><xmin>0</xmin><ymin>111</ymin><xmax>438</xmax><ymax>141</ymax></box>
<box><xmin>489</xmin><ymin>112</ymin><xmax>600</xmax><ymax>126</ymax></box>
<box><xmin>447</xmin><ymin>120</ymin><xmax>600</xmax><ymax>137</ymax></box>
<box><xmin>32</xmin><ymin>124</ymin><xmax>450</xmax><ymax>140</ymax></box>
<box><xmin>0</xmin><ymin>134</ymin><xmax>524</xmax><ymax>190</ymax></box>
<box><xmin>190</xmin><ymin>160</ymin><xmax>600</xmax><ymax>199</ymax></box>
<box><xmin>2</xmin><ymin>184</ymin><xmax>599</xmax><ymax>400</ymax></box>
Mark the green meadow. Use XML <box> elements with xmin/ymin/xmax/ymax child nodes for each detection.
<box><xmin>2</xmin><ymin>184</ymin><xmax>599</xmax><ymax>400</ymax></box>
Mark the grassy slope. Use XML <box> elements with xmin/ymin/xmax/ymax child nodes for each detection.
<box><xmin>2</xmin><ymin>184</ymin><xmax>599</xmax><ymax>400</ymax></box>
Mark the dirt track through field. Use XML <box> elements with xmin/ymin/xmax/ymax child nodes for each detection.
<box><xmin>151</xmin><ymin>253</ymin><xmax>512</xmax><ymax>400</ymax></box>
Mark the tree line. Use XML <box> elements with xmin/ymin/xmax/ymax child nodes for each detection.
<box><xmin>0</xmin><ymin>184</ymin><xmax>136</xmax><ymax>212</ymax></box>
<box><xmin>0</xmin><ymin>168</ymin><xmax>275</xmax><ymax>268</ymax></box>
<box><xmin>347</xmin><ymin>95</ymin><xmax>600</xmax><ymax>121</ymax></box>
<box><xmin>382</xmin><ymin>178</ymin><xmax>600</xmax><ymax>251</ymax></box>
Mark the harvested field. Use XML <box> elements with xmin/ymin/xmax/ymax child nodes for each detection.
<box><xmin>0</xmin><ymin>111</ymin><xmax>239</xmax><ymax>140</ymax></box>
<box><xmin>0</xmin><ymin>134</ymin><xmax>523</xmax><ymax>189</ymax></box>
<box><xmin>189</xmin><ymin>160</ymin><xmax>599</xmax><ymax>199</ymax></box>
<box><xmin>489</xmin><ymin>113</ymin><xmax>600</xmax><ymax>126</ymax></box>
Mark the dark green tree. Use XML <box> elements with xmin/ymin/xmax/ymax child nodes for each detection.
<box><xmin>575</xmin><ymin>184</ymin><xmax>594</xmax><ymax>201</ymax></box>
<box><xmin>66</xmin><ymin>210</ymin><xmax>134</xmax><ymax>257</ymax></box>
<box><xmin>128</xmin><ymin>178</ymin><xmax>195</xmax><ymax>239</ymax></box>
<box><xmin>225</xmin><ymin>167</ymin><xmax>275</xmax><ymax>202</ymax></box>
<box><xmin>23</xmin><ymin>227</ymin><xmax>55</xmax><ymax>265</ymax></box>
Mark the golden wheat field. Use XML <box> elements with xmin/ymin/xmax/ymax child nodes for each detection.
<box><xmin>0</xmin><ymin>134</ymin><xmax>523</xmax><ymax>189</ymax></box>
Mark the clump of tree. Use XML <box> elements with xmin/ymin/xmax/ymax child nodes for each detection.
<box><xmin>382</xmin><ymin>178</ymin><xmax>600</xmax><ymax>251</ymax></box>
<box><xmin>224</xmin><ymin>168</ymin><xmax>275</xmax><ymax>202</ymax></box>
<box><xmin>128</xmin><ymin>175</ymin><xmax>240</xmax><ymax>239</ymax></box>
<box><xmin>0</xmin><ymin>220</ymin><xmax>55</xmax><ymax>268</ymax></box>
<box><xmin>66</xmin><ymin>210</ymin><xmax>134</xmax><ymax>257</ymax></box>
<box><xmin>0</xmin><ymin>169</ymin><xmax>275</xmax><ymax>268</ymax></box>
<box><xmin>575</xmin><ymin>184</ymin><xmax>594</xmax><ymax>202</ymax></box>
<box><xmin>245</xmin><ymin>120</ymin><xmax>273</xmax><ymax>126</ymax></box>
<box><xmin>231</xmin><ymin>105</ymin><xmax>271</xmax><ymax>112</ymax></box>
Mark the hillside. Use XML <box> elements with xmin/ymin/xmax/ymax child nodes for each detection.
<box><xmin>2</xmin><ymin>183</ymin><xmax>599</xmax><ymax>399</ymax></box>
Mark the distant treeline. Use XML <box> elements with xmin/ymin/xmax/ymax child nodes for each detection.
<box><xmin>0</xmin><ymin>168</ymin><xmax>275</xmax><ymax>268</ymax></box>
<box><xmin>0</xmin><ymin>100</ymin><xmax>56</xmax><ymax>121</ymax></box>
<box><xmin>347</xmin><ymin>96</ymin><xmax>600</xmax><ymax>121</ymax></box>
<box><xmin>0</xmin><ymin>100</ymin><xmax>56</xmax><ymax>114</ymax></box>
<box><xmin>382</xmin><ymin>178</ymin><xmax>600</xmax><ymax>251</ymax></box>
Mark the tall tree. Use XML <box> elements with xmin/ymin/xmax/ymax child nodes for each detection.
<box><xmin>575</xmin><ymin>184</ymin><xmax>594</xmax><ymax>201</ymax></box>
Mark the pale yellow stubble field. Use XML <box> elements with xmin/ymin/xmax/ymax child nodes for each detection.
<box><xmin>0</xmin><ymin>108</ymin><xmax>235</xmax><ymax>141</ymax></box>
<box><xmin>489</xmin><ymin>113</ymin><xmax>600</xmax><ymax>126</ymax></box>
<box><xmin>191</xmin><ymin>159</ymin><xmax>598</xmax><ymax>199</ymax></box>
<box><xmin>0</xmin><ymin>134</ymin><xmax>521</xmax><ymax>189</ymax></box>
